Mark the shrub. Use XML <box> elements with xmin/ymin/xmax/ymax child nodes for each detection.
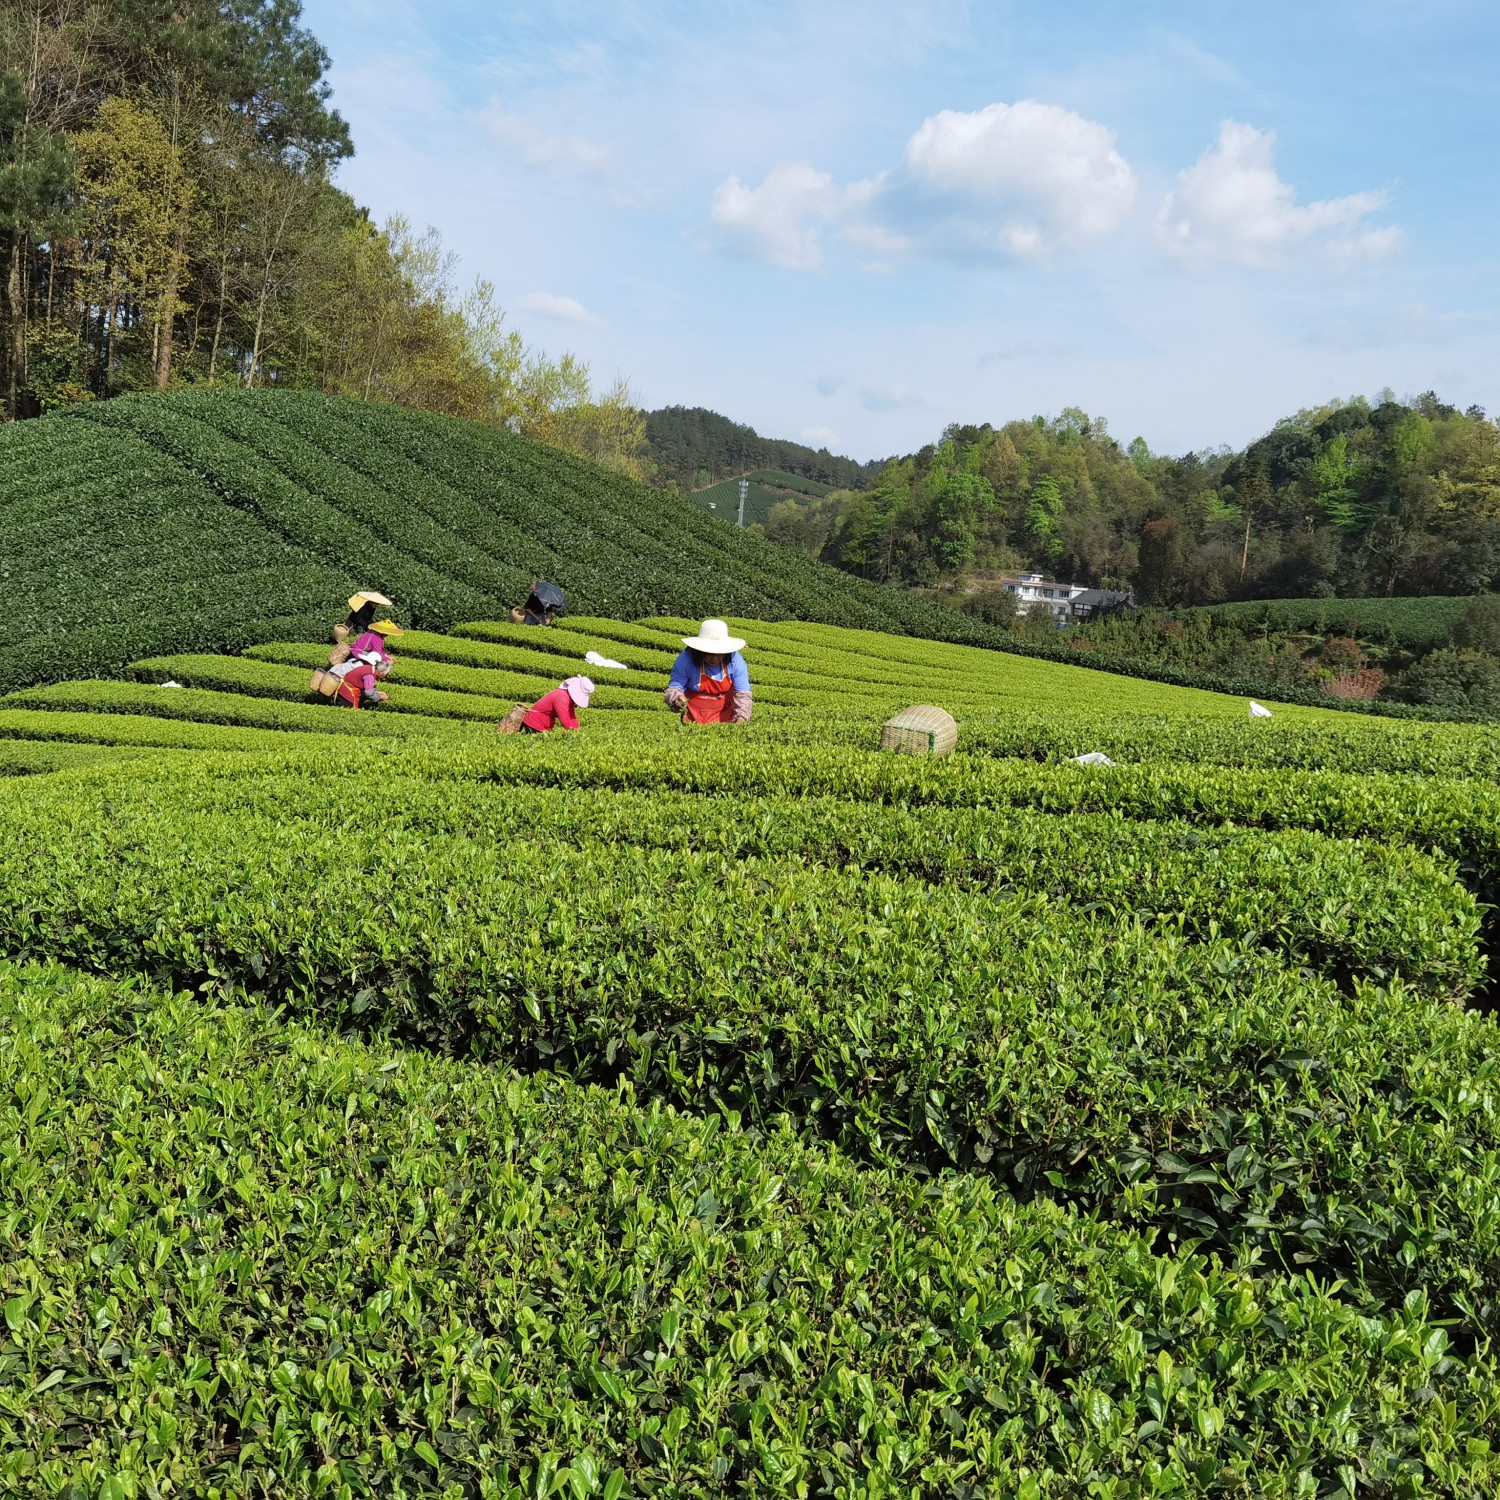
<box><xmin>1324</xmin><ymin>667</ymin><xmax>1386</xmax><ymax>699</ymax></box>
<box><xmin>7</xmin><ymin>961</ymin><xmax>1496</xmax><ymax>1496</ymax></box>
<box><xmin>954</xmin><ymin>587</ymin><xmax>1018</xmax><ymax>627</ymax></box>
<box><xmin>1395</xmin><ymin>648</ymin><xmax>1500</xmax><ymax>712</ymax></box>
<box><xmin>1452</xmin><ymin>592</ymin><xmax>1500</xmax><ymax>655</ymax></box>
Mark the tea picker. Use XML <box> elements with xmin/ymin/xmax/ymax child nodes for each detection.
<box><xmin>311</xmin><ymin>604</ymin><xmax>404</xmax><ymax>707</ymax></box>
<box><xmin>510</xmin><ymin>580</ymin><xmax>568</xmax><ymax>627</ymax></box>
<box><xmin>497</xmin><ymin>676</ymin><xmax>595</xmax><ymax>733</ymax></box>
<box><xmin>333</xmin><ymin>591</ymin><xmax>393</xmax><ymax>644</ymax></box>
<box><xmin>665</xmin><ymin>619</ymin><xmax>753</xmax><ymax>723</ymax></box>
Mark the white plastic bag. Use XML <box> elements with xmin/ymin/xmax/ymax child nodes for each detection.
<box><xmin>1071</xmin><ymin>751</ymin><xmax>1113</xmax><ymax>766</ymax></box>
<box><xmin>1248</xmin><ymin>701</ymin><xmax>1273</xmax><ymax>718</ymax></box>
<box><xmin>585</xmin><ymin>650</ymin><xmax>628</xmax><ymax>670</ymax></box>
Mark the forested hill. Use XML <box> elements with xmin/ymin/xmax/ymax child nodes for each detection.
<box><xmin>0</xmin><ymin>1</ymin><xmax>644</xmax><ymax>476</ymax></box>
<box><xmin>773</xmin><ymin>395</ymin><xmax>1500</xmax><ymax>605</ymax></box>
<box><xmin>644</xmin><ymin>406</ymin><xmax>883</xmax><ymax>492</ymax></box>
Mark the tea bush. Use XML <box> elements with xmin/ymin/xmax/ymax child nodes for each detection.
<box><xmin>7</xmin><ymin>961</ymin><xmax>1497</xmax><ymax>1497</ymax></box>
<box><xmin>0</xmin><ymin>764</ymin><xmax>1495</xmax><ymax>1332</ymax></box>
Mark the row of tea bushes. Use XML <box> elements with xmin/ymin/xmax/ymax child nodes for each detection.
<box><xmin>0</xmin><ymin>707</ymin><xmax>363</xmax><ymax>753</ymax></box>
<box><xmin>7</xmin><ymin>960</ymin><xmax>1493</xmax><ymax>1495</ymax></box>
<box><xmin>0</xmin><ymin>764</ymin><xmax>1492</xmax><ymax>1329</ymax></box>
<box><xmin>1</xmin><ymin>681</ymin><xmax>480</xmax><ymax>741</ymax></box>
<box><xmin>125</xmin><ymin>654</ymin><xmax>656</xmax><ymax>720</ymax></box>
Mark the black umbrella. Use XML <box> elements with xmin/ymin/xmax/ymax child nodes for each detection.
<box><xmin>530</xmin><ymin>580</ymin><xmax>568</xmax><ymax>612</ymax></box>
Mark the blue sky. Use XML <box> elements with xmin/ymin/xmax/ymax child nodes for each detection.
<box><xmin>302</xmin><ymin>0</ymin><xmax>1499</xmax><ymax>462</ymax></box>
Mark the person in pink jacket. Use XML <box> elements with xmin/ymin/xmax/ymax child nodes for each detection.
<box><xmin>521</xmin><ymin>676</ymin><xmax>594</xmax><ymax>732</ymax></box>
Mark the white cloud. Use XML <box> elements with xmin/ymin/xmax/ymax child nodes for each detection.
<box><xmin>517</xmin><ymin>291</ymin><xmax>603</xmax><ymax>324</ymax></box>
<box><xmin>1155</xmin><ymin>122</ymin><xmax>1400</xmax><ymax>268</ymax></box>
<box><xmin>802</xmin><ymin>426</ymin><xmax>839</xmax><ymax>446</ymax></box>
<box><xmin>707</xmin><ymin>163</ymin><xmax>883</xmax><ymax>270</ymax></box>
<box><xmin>705</xmin><ymin>99</ymin><xmax>1134</xmax><ymax>270</ymax></box>
<box><xmin>902</xmin><ymin>100</ymin><xmax>1137</xmax><ymax>255</ymax></box>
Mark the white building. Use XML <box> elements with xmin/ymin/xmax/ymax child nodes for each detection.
<box><xmin>1000</xmin><ymin>573</ymin><xmax>1135</xmax><ymax>623</ymax></box>
<box><xmin>1002</xmin><ymin>573</ymin><xmax>1089</xmax><ymax>619</ymax></box>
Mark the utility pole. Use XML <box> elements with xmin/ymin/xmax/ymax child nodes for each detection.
<box><xmin>737</xmin><ymin>478</ymin><xmax>748</xmax><ymax>527</ymax></box>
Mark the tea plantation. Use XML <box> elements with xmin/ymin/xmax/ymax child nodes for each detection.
<box><xmin>3</xmin><ymin>388</ymin><xmax>1484</xmax><ymax>723</ymax></box>
<box><xmin>5</xmin><ymin>428</ymin><xmax>1500</xmax><ymax>1495</ymax></box>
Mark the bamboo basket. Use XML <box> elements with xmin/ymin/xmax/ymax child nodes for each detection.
<box><xmin>880</xmin><ymin>704</ymin><xmax>958</xmax><ymax>757</ymax></box>
<box><xmin>309</xmin><ymin>669</ymin><xmax>340</xmax><ymax>697</ymax></box>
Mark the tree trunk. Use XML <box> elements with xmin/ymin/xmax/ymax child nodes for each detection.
<box><xmin>156</xmin><ymin>219</ymin><xmax>186</xmax><ymax>393</ymax></box>
<box><xmin>156</xmin><ymin>216</ymin><xmax>186</xmax><ymax>389</ymax></box>
<box><xmin>104</xmin><ymin>274</ymin><xmax>118</xmax><ymax>394</ymax></box>
<box><xmin>6</xmin><ymin>234</ymin><xmax>25</xmax><ymax>419</ymax></box>
<box><xmin>209</xmin><ymin>254</ymin><xmax>228</xmax><ymax>381</ymax></box>
<box><xmin>247</xmin><ymin>270</ymin><xmax>270</xmax><ymax>386</ymax></box>
<box><xmin>1239</xmin><ymin>512</ymin><xmax>1251</xmax><ymax>581</ymax></box>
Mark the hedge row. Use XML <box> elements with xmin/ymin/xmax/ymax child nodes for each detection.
<box><xmin>319</xmin><ymin>731</ymin><xmax>1499</xmax><ymax>890</ymax></box>
<box><xmin>1</xmin><ymin>682</ymin><xmax>483</xmax><ymax>741</ymax></box>
<box><xmin>951</xmin><ymin>709</ymin><xmax>1500</xmax><ymax>780</ymax></box>
<box><xmin>0</xmin><ymin>768</ymin><xmax>1493</xmax><ymax>1330</ymax></box>
<box><xmin>1184</xmin><ymin>594</ymin><xmax>1478</xmax><ymax>652</ymax></box>
<box><xmin>454</xmin><ymin>620</ymin><xmax>680</xmax><ymax>671</ymax></box>
<box><xmin>6</xmin><ymin>961</ymin><xmax>1494</xmax><ymax>1496</ymax></box>
<box><xmin>126</xmin><ymin>653</ymin><xmax>658</xmax><ymax>719</ymax></box>
<box><xmin>0</xmin><ymin>708</ymin><xmax>360</xmax><ymax>753</ymax></box>
<box><xmin>23</xmin><ymin>768</ymin><xmax>1475</xmax><ymax>991</ymax></box>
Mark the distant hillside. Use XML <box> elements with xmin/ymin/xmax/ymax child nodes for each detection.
<box><xmin>644</xmin><ymin>406</ymin><xmax>881</xmax><ymax>492</ymax></box>
<box><xmin>686</xmin><ymin>469</ymin><xmax>836</xmax><ymax>528</ymax></box>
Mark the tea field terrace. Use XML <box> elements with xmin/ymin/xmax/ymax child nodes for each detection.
<box><xmin>3</xmin><ymin>616</ymin><xmax>1500</xmax><ymax>1494</ymax></box>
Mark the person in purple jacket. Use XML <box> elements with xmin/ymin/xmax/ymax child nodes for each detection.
<box><xmin>348</xmin><ymin>618</ymin><xmax>402</xmax><ymax>668</ymax></box>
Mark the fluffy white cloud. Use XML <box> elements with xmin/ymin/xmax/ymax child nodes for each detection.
<box><xmin>707</xmin><ymin>163</ymin><xmax>883</xmax><ymax>270</ymax></box>
<box><xmin>802</xmin><ymin>426</ymin><xmax>839</xmax><ymax>446</ymax></box>
<box><xmin>706</xmin><ymin>99</ymin><xmax>1134</xmax><ymax>270</ymax></box>
<box><xmin>1155</xmin><ymin>122</ymin><xmax>1399</xmax><ymax>267</ymax></box>
<box><xmin>517</xmin><ymin>292</ymin><xmax>603</xmax><ymax>324</ymax></box>
<box><xmin>902</xmin><ymin>100</ymin><xmax>1137</xmax><ymax>255</ymax></box>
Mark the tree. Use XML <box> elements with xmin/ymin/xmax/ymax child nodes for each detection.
<box><xmin>1136</xmin><ymin>516</ymin><xmax>1187</xmax><ymax>605</ymax></box>
<box><xmin>0</xmin><ymin>69</ymin><xmax>75</xmax><ymax>415</ymax></box>
<box><xmin>1025</xmin><ymin>473</ymin><xmax>1063</xmax><ymax>563</ymax></box>
<box><xmin>1393</xmin><ymin>649</ymin><xmax>1500</xmax><ymax>712</ymax></box>
<box><xmin>1308</xmin><ymin>431</ymin><xmax>1359</xmax><ymax>531</ymax></box>
<box><xmin>71</xmin><ymin>94</ymin><xmax>192</xmax><ymax>393</ymax></box>
<box><xmin>1452</xmin><ymin>594</ymin><xmax>1500</xmax><ymax>656</ymax></box>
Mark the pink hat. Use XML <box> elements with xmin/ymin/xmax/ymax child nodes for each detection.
<box><xmin>563</xmin><ymin>675</ymin><xmax>595</xmax><ymax>706</ymax></box>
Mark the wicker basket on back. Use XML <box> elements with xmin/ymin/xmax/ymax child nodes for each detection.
<box><xmin>880</xmin><ymin>704</ymin><xmax>958</xmax><ymax>757</ymax></box>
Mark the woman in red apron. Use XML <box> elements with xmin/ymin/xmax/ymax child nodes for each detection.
<box><xmin>664</xmin><ymin>620</ymin><xmax>753</xmax><ymax>724</ymax></box>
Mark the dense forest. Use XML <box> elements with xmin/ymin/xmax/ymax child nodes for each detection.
<box><xmin>643</xmin><ymin>405</ymin><xmax>881</xmax><ymax>493</ymax></box>
<box><xmin>0</xmin><ymin>0</ymin><xmax>646</xmax><ymax>473</ymax></box>
<box><xmin>759</xmin><ymin>394</ymin><xmax>1500</xmax><ymax>604</ymax></box>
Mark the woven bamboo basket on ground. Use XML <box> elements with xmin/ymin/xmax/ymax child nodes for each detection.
<box><xmin>880</xmin><ymin>704</ymin><xmax>958</xmax><ymax>756</ymax></box>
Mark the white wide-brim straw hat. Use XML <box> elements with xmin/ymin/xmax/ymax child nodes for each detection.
<box><xmin>682</xmin><ymin>619</ymin><xmax>746</xmax><ymax>653</ymax></box>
